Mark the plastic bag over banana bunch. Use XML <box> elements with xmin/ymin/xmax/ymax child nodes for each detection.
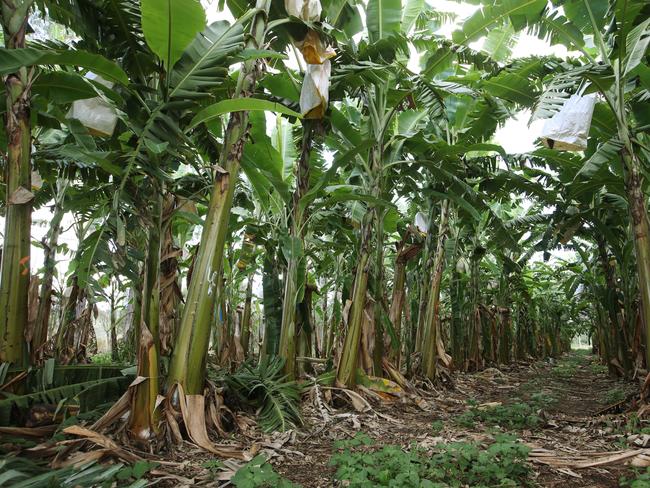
<box><xmin>299</xmin><ymin>30</ymin><xmax>335</xmax><ymax>64</ymax></box>
<box><xmin>300</xmin><ymin>60</ymin><xmax>332</xmax><ymax>119</ymax></box>
<box><xmin>539</xmin><ymin>94</ymin><xmax>596</xmax><ymax>151</ymax></box>
<box><xmin>285</xmin><ymin>0</ymin><xmax>335</xmax><ymax>119</ymax></box>
<box><xmin>299</xmin><ymin>31</ymin><xmax>335</xmax><ymax>118</ymax></box>
<box><xmin>285</xmin><ymin>0</ymin><xmax>321</xmax><ymax>21</ymax></box>
<box><xmin>67</xmin><ymin>72</ymin><xmax>118</xmax><ymax>137</ymax></box>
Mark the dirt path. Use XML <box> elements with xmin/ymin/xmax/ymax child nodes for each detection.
<box><xmin>274</xmin><ymin>352</ymin><xmax>643</xmax><ymax>487</ymax></box>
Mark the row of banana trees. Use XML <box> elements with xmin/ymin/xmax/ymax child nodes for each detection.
<box><xmin>0</xmin><ymin>0</ymin><xmax>648</xmax><ymax>447</ymax></box>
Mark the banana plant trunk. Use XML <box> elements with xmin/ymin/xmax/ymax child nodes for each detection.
<box><xmin>159</xmin><ymin>194</ymin><xmax>181</xmax><ymax>357</ymax></box>
<box><xmin>387</xmin><ymin>256</ymin><xmax>406</xmax><ymax>365</ymax></box>
<box><xmin>336</xmin><ymin>224</ymin><xmax>371</xmax><ymax>387</ymax></box>
<box><xmin>596</xmin><ymin>237</ymin><xmax>630</xmax><ymax>374</ymax></box>
<box><xmin>321</xmin><ymin>284</ymin><xmax>328</xmax><ymax>358</ymax></box>
<box><xmin>279</xmin><ymin>121</ymin><xmax>314</xmax><ymax>379</ymax></box>
<box><xmin>167</xmin><ymin>1</ymin><xmax>271</xmax><ymax>394</ymax></box>
<box><xmin>370</xmin><ymin>210</ymin><xmax>385</xmax><ymax>376</ymax></box>
<box><xmin>326</xmin><ymin>285</ymin><xmax>340</xmax><ymax>357</ymax></box>
<box><xmin>415</xmin><ymin>210</ymin><xmax>436</xmax><ymax>353</ymax></box>
<box><xmin>32</xmin><ymin>179</ymin><xmax>68</xmax><ymax>362</ymax></box>
<box><xmin>128</xmin><ymin>190</ymin><xmax>162</xmax><ymax>441</ymax></box>
<box><xmin>386</xmin><ymin>241</ymin><xmax>420</xmax><ymax>367</ymax></box>
<box><xmin>621</xmin><ymin>145</ymin><xmax>650</xmax><ymax>369</ymax></box>
<box><xmin>449</xmin><ymin>238</ymin><xmax>464</xmax><ymax>366</ymax></box>
<box><xmin>497</xmin><ymin>307</ymin><xmax>512</xmax><ymax>364</ymax></box>
<box><xmin>55</xmin><ymin>276</ymin><xmax>80</xmax><ymax>364</ymax></box>
<box><xmin>422</xmin><ymin>200</ymin><xmax>450</xmax><ymax>379</ymax></box>
<box><xmin>110</xmin><ymin>279</ymin><xmax>118</xmax><ymax>362</ymax></box>
<box><xmin>0</xmin><ymin>0</ymin><xmax>33</xmax><ymax>367</ymax></box>
<box><xmin>262</xmin><ymin>251</ymin><xmax>283</xmax><ymax>358</ymax></box>
<box><xmin>469</xmin><ymin>254</ymin><xmax>482</xmax><ymax>368</ymax></box>
<box><xmin>241</xmin><ymin>274</ymin><xmax>253</xmax><ymax>357</ymax></box>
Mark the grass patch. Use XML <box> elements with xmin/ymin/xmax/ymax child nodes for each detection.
<box><xmin>330</xmin><ymin>433</ymin><xmax>532</xmax><ymax>487</ymax></box>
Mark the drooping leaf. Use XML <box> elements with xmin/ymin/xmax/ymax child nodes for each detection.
<box><xmin>0</xmin><ymin>376</ymin><xmax>130</xmax><ymax>426</ymax></box>
<box><xmin>562</xmin><ymin>0</ymin><xmax>608</xmax><ymax>35</ymax></box>
<box><xmin>0</xmin><ymin>48</ymin><xmax>128</xmax><ymax>84</ymax></box>
<box><xmin>32</xmin><ymin>71</ymin><xmax>97</xmax><ymax>103</ymax></box>
<box><xmin>396</xmin><ymin>109</ymin><xmax>427</xmax><ymax>138</ymax></box>
<box><xmin>190</xmin><ymin>98</ymin><xmax>301</xmax><ymax>129</ymax></box>
<box><xmin>261</xmin><ymin>71</ymin><xmax>301</xmax><ymax>102</ymax></box>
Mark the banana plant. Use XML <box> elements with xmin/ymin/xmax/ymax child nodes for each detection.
<box><xmin>166</xmin><ymin>0</ymin><xmax>304</xmax><ymax>394</ymax></box>
<box><xmin>453</xmin><ymin>0</ymin><xmax>650</xmax><ymax>367</ymax></box>
<box><xmin>0</xmin><ymin>0</ymin><xmax>34</xmax><ymax>368</ymax></box>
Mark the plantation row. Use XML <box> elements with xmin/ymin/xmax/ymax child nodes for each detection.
<box><xmin>0</xmin><ymin>0</ymin><xmax>648</xmax><ymax>454</ymax></box>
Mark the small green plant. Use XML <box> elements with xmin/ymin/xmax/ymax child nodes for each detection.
<box><xmin>89</xmin><ymin>352</ymin><xmax>114</xmax><ymax>364</ymax></box>
<box><xmin>330</xmin><ymin>433</ymin><xmax>532</xmax><ymax>487</ymax></box>
<box><xmin>552</xmin><ymin>362</ymin><xmax>577</xmax><ymax>379</ymax></box>
<box><xmin>232</xmin><ymin>455</ymin><xmax>298</xmax><ymax>488</ymax></box>
<box><xmin>620</xmin><ymin>467</ymin><xmax>650</xmax><ymax>487</ymax></box>
<box><xmin>114</xmin><ymin>460</ymin><xmax>159</xmax><ymax>483</ymax></box>
<box><xmin>431</xmin><ymin>420</ymin><xmax>444</xmax><ymax>435</ymax></box>
<box><xmin>519</xmin><ymin>379</ymin><xmax>541</xmax><ymax>393</ymax></box>
<box><xmin>604</xmin><ymin>387</ymin><xmax>626</xmax><ymax>404</ymax></box>
<box><xmin>334</xmin><ymin>432</ymin><xmax>374</xmax><ymax>449</ymax></box>
<box><xmin>457</xmin><ymin>401</ymin><xmax>542</xmax><ymax>430</ymax></box>
<box><xmin>201</xmin><ymin>459</ymin><xmax>224</xmax><ymax>471</ymax></box>
<box><xmin>590</xmin><ymin>362</ymin><xmax>608</xmax><ymax>375</ymax></box>
<box><xmin>529</xmin><ymin>392</ymin><xmax>557</xmax><ymax>409</ymax></box>
<box><xmin>216</xmin><ymin>358</ymin><xmax>302</xmax><ymax>432</ymax></box>
<box><xmin>621</xmin><ymin>414</ymin><xmax>650</xmax><ymax>436</ymax></box>
<box><xmin>551</xmin><ymin>353</ymin><xmax>588</xmax><ymax>379</ymax></box>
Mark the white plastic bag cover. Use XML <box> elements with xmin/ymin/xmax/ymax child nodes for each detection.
<box><xmin>67</xmin><ymin>73</ymin><xmax>118</xmax><ymax>137</ymax></box>
<box><xmin>300</xmin><ymin>60</ymin><xmax>330</xmax><ymax>119</ymax></box>
<box><xmin>540</xmin><ymin>94</ymin><xmax>596</xmax><ymax>151</ymax></box>
<box><xmin>285</xmin><ymin>0</ymin><xmax>321</xmax><ymax>21</ymax></box>
<box><xmin>414</xmin><ymin>212</ymin><xmax>428</xmax><ymax>234</ymax></box>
